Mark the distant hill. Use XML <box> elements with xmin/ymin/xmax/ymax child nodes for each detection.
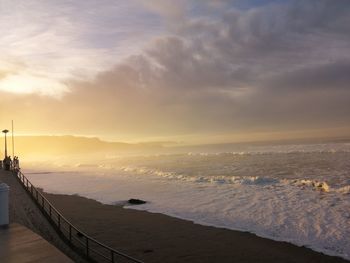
<box><xmin>3</xmin><ymin>135</ymin><xmax>349</xmax><ymax>160</ymax></box>
<box><xmin>7</xmin><ymin>136</ymin><xmax>164</xmax><ymax>158</ymax></box>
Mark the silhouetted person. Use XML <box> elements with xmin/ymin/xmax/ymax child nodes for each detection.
<box><xmin>13</xmin><ymin>156</ymin><xmax>20</xmax><ymax>170</ymax></box>
<box><xmin>4</xmin><ymin>156</ymin><xmax>11</xmax><ymax>171</ymax></box>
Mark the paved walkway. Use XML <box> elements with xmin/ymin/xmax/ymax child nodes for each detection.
<box><xmin>0</xmin><ymin>223</ymin><xmax>72</xmax><ymax>263</ymax></box>
<box><xmin>0</xmin><ymin>170</ymin><xmax>85</xmax><ymax>262</ymax></box>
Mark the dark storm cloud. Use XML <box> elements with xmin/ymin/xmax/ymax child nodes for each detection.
<box><xmin>2</xmin><ymin>0</ymin><xmax>350</xmax><ymax>138</ymax></box>
<box><xmin>264</xmin><ymin>60</ymin><xmax>350</xmax><ymax>92</ymax></box>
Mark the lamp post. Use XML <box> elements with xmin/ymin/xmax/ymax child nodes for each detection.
<box><xmin>2</xmin><ymin>129</ymin><xmax>9</xmax><ymax>158</ymax></box>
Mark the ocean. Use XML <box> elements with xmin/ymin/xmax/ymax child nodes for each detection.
<box><xmin>23</xmin><ymin>142</ymin><xmax>350</xmax><ymax>260</ymax></box>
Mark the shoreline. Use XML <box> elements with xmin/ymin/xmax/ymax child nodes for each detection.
<box><xmin>44</xmin><ymin>192</ymin><xmax>349</xmax><ymax>263</ymax></box>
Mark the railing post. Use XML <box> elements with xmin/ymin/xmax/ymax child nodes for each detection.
<box><xmin>30</xmin><ymin>185</ymin><xmax>33</xmax><ymax>195</ymax></box>
<box><xmin>36</xmin><ymin>189</ymin><xmax>38</xmax><ymax>200</ymax></box>
<box><xmin>49</xmin><ymin>205</ymin><xmax>52</xmax><ymax>217</ymax></box>
<box><xmin>58</xmin><ymin>214</ymin><xmax>61</xmax><ymax>229</ymax></box>
<box><xmin>41</xmin><ymin>195</ymin><xmax>44</xmax><ymax>208</ymax></box>
<box><xmin>86</xmin><ymin>237</ymin><xmax>89</xmax><ymax>257</ymax></box>
<box><xmin>111</xmin><ymin>250</ymin><xmax>115</xmax><ymax>263</ymax></box>
<box><xmin>69</xmin><ymin>225</ymin><xmax>72</xmax><ymax>242</ymax></box>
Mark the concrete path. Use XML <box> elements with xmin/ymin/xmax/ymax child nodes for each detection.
<box><xmin>0</xmin><ymin>223</ymin><xmax>72</xmax><ymax>263</ymax></box>
<box><xmin>0</xmin><ymin>170</ymin><xmax>86</xmax><ymax>262</ymax></box>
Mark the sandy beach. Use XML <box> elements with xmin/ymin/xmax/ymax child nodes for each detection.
<box><xmin>44</xmin><ymin>192</ymin><xmax>348</xmax><ymax>263</ymax></box>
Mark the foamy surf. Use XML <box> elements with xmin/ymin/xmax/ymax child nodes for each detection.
<box><xmin>22</xmin><ymin>142</ymin><xmax>350</xmax><ymax>260</ymax></box>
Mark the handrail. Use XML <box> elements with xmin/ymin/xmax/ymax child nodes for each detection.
<box><xmin>13</xmin><ymin>169</ymin><xmax>144</xmax><ymax>263</ymax></box>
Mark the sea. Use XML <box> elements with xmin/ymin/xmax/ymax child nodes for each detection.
<box><xmin>23</xmin><ymin>141</ymin><xmax>350</xmax><ymax>260</ymax></box>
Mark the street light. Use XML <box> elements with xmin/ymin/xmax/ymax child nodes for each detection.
<box><xmin>2</xmin><ymin>129</ymin><xmax>9</xmax><ymax>158</ymax></box>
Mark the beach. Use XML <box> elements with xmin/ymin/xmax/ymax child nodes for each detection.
<box><xmin>24</xmin><ymin>146</ymin><xmax>350</xmax><ymax>260</ymax></box>
<box><xmin>44</xmin><ymin>192</ymin><xmax>348</xmax><ymax>263</ymax></box>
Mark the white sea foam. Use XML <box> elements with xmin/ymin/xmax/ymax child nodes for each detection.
<box><xmin>118</xmin><ymin>166</ymin><xmax>349</xmax><ymax>194</ymax></box>
<box><xmin>22</xmin><ymin>142</ymin><xmax>350</xmax><ymax>260</ymax></box>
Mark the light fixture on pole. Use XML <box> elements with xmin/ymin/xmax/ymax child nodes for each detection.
<box><xmin>2</xmin><ymin>129</ymin><xmax>9</xmax><ymax>158</ymax></box>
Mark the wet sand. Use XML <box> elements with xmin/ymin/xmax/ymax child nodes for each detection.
<box><xmin>44</xmin><ymin>192</ymin><xmax>349</xmax><ymax>263</ymax></box>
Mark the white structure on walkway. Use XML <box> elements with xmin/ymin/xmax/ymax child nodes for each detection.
<box><xmin>0</xmin><ymin>183</ymin><xmax>9</xmax><ymax>226</ymax></box>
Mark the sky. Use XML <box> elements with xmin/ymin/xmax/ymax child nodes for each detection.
<box><xmin>0</xmin><ymin>0</ymin><xmax>350</xmax><ymax>144</ymax></box>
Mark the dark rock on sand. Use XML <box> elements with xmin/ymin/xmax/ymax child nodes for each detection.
<box><xmin>128</xmin><ymin>199</ymin><xmax>147</xmax><ymax>205</ymax></box>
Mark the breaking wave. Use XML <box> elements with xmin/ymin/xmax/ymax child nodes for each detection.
<box><xmin>119</xmin><ymin>166</ymin><xmax>350</xmax><ymax>194</ymax></box>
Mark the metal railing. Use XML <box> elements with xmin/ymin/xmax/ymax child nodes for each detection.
<box><xmin>14</xmin><ymin>170</ymin><xmax>144</xmax><ymax>263</ymax></box>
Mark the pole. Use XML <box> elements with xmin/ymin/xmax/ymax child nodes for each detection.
<box><xmin>2</xmin><ymin>130</ymin><xmax>9</xmax><ymax>158</ymax></box>
<box><xmin>4</xmin><ymin>132</ymin><xmax>7</xmax><ymax>158</ymax></box>
<box><xmin>11</xmin><ymin>120</ymin><xmax>14</xmax><ymax>159</ymax></box>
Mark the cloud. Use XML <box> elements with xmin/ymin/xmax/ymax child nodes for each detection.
<box><xmin>0</xmin><ymin>70</ymin><xmax>12</xmax><ymax>80</ymax></box>
<box><xmin>139</xmin><ymin>0</ymin><xmax>188</xmax><ymax>19</ymax></box>
<box><xmin>1</xmin><ymin>0</ymin><xmax>350</xmax><ymax>141</ymax></box>
<box><xmin>0</xmin><ymin>0</ymin><xmax>163</xmax><ymax>97</ymax></box>
<box><xmin>264</xmin><ymin>60</ymin><xmax>350</xmax><ymax>92</ymax></box>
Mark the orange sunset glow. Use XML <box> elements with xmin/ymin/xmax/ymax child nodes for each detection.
<box><xmin>0</xmin><ymin>1</ymin><xmax>349</xmax><ymax>146</ymax></box>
